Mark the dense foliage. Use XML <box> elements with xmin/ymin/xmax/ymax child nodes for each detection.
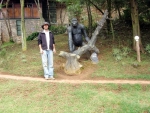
<box><xmin>50</xmin><ymin>25</ymin><xmax>66</xmax><ymax>35</ymax></box>
<box><xmin>26</xmin><ymin>32</ymin><xmax>39</xmax><ymax>41</ymax></box>
<box><xmin>26</xmin><ymin>25</ymin><xmax>66</xmax><ymax>41</ymax></box>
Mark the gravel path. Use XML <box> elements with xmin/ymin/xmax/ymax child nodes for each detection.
<box><xmin>0</xmin><ymin>74</ymin><xmax>150</xmax><ymax>84</ymax></box>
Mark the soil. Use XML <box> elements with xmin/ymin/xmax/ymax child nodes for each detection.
<box><xmin>1</xmin><ymin>73</ymin><xmax>150</xmax><ymax>84</ymax></box>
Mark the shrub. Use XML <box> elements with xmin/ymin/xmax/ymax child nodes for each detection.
<box><xmin>112</xmin><ymin>48</ymin><xmax>122</xmax><ymax>61</ymax></box>
<box><xmin>50</xmin><ymin>25</ymin><xmax>66</xmax><ymax>35</ymax></box>
<box><xmin>85</xmin><ymin>22</ymin><xmax>97</xmax><ymax>34</ymax></box>
<box><xmin>26</xmin><ymin>32</ymin><xmax>39</xmax><ymax>41</ymax></box>
<box><xmin>145</xmin><ymin>44</ymin><xmax>150</xmax><ymax>54</ymax></box>
<box><xmin>122</xmin><ymin>47</ymin><xmax>131</xmax><ymax>57</ymax></box>
<box><xmin>112</xmin><ymin>46</ymin><xmax>131</xmax><ymax>61</ymax></box>
<box><xmin>26</xmin><ymin>25</ymin><xmax>66</xmax><ymax>41</ymax></box>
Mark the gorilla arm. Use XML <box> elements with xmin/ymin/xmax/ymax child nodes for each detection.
<box><xmin>80</xmin><ymin>24</ymin><xmax>90</xmax><ymax>42</ymax></box>
<box><xmin>67</xmin><ymin>26</ymin><xmax>75</xmax><ymax>52</ymax></box>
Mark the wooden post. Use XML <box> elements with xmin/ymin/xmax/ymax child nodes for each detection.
<box><xmin>135</xmin><ymin>36</ymin><xmax>141</xmax><ymax>62</ymax></box>
<box><xmin>0</xmin><ymin>22</ymin><xmax>1</xmax><ymax>40</ymax></box>
<box><xmin>0</xmin><ymin>22</ymin><xmax>2</xmax><ymax>48</ymax></box>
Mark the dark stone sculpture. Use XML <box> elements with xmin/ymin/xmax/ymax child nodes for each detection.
<box><xmin>59</xmin><ymin>10</ymin><xmax>108</xmax><ymax>74</ymax></box>
<box><xmin>67</xmin><ymin>18</ymin><xmax>90</xmax><ymax>52</ymax></box>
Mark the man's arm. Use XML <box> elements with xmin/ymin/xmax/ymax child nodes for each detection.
<box><xmin>38</xmin><ymin>33</ymin><xmax>43</xmax><ymax>54</ymax></box>
<box><xmin>53</xmin><ymin>44</ymin><xmax>56</xmax><ymax>53</ymax></box>
<box><xmin>51</xmin><ymin>32</ymin><xmax>56</xmax><ymax>53</ymax></box>
<box><xmin>39</xmin><ymin>44</ymin><xmax>43</xmax><ymax>54</ymax></box>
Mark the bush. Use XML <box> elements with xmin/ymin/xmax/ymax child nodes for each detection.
<box><xmin>50</xmin><ymin>25</ymin><xmax>66</xmax><ymax>35</ymax></box>
<box><xmin>145</xmin><ymin>44</ymin><xmax>150</xmax><ymax>54</ymax></box>
<box><xmin>113</xmin><ymin>48</ymin><xmax>122</xmax><ymax>61</ymax></box>
<box><xmin>122</xmin><ymin>47</ymin><xmax>131</xmax><ymax>57</ymax></box>
<box><xmin>26</xmin><ymin>25</ymin><xmax>67</xmax><ymax>41</ymax></box>
<box><xmin>85</xmin><ymin>22</ymin><xmax>97</xmax><ymax>34</ymax></box>
<box><xmin>112</xmin><ymin>46</ymin><xmax>131</xmax><ymax>61</ymax></box>
<box><xmin>26</xmin><ymin>32</ymin><xmax>39</xmax><ymax>41</ymax></box>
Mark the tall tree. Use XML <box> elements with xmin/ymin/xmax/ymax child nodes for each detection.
<box><xmin>47</xmin><ymin>0</ymin><xmax>51</xmax><ymax>23</ymax></box>
<box><xmin>85</xmin><ymin>0</ymin><xmax>92</xmax><ymax>37</ymax></box>
<box><xmin>89</xmin><ymin>0</ymin><xmax>104</xmax><ymax>15</ymax></box>
<box><xmin>5</xmin><ymin>0</ymin><xmax>12</xmax><ymax>40</ymax></box>
<box><xmin>59</xmin><ymin>2</ymin><xmax>67</xmax><ymax>25</ymax></box>
<box><xmin>106</xmin><ymin>0</ymin><xmax>112</xmax><ymax>34</ymax></box>
<box><xmin>0</xmin><ymin>0</ymin><xmax>13</xmax><ymax>41</ymax></box>
<box><xmin>113</xmin><ymin>0</ymin><xmax>124</xmax><ymax>20</ymax></box>
<box><xmin>0</xmin><ymin>1</ymin><xmax>2</xmax><ymax>48</ymax></box>
<box><xmin>130</xmin><ymin>0</ymin><xmax>144</xmax><ymax>52</ymax></box>
<box><xmin>34</xmin><ymin>0</ymin><xmax>44</xmax><ymax>25</ymax></box>
<box><xmin>56</xmin><ymin>0</ymin><xmax>83</xmax><ymax>21</ymax></box>
<box><xmin>20</xmin><ymin>0</ymin><xmax>27</xmax><ymax>51</ymax></box>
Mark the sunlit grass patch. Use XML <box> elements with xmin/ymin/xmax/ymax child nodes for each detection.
<box><xmin>0</xmin><ymin>80</ymin><xmax>150</xmax><ymax>113</ymax></box>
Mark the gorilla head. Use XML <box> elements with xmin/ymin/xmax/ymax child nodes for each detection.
<box><xmin>71</xmin><ymin>18</ymin><xmax>78</xmax><ymax>27</ymax></box>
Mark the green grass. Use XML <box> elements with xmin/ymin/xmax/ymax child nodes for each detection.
<box><xmin>0</xmin><ymin>79</ymin><xmax>150</xmax><ymax>113</ymax></box>
<box><xmin>0</xmin><ymin>34</ymin><xmax>150</xmax><ymax>80</ymax></box>
<box><xmin>92</xmin><ymin>41</ymin><xmax>150</xmax><ymax>80</ymax></box>
<box><xmin>1</xmin><ymin>42</ymin><xmax>14</xmax><ymax>48</ymax></box>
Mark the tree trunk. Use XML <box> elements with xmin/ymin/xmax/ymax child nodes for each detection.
<box><xmin>106</xmin><ymin>0</ymin><xmax>112</xmax><ymax>36</ymax></box>
<box><xmin>5</xmin><ymin>0</ymin><xmax>12</xmax><ymax>41</ymax></box>
<box><xmin>20</xmin><ymin>0</ymin><xmax>27</xmax><ymax>51</ymax></box>
<box><xmin>89</xmin><ymin>0</ymin><xmax>104</xmax><ymax>15</ymax></box>
<box><xmin>130</xmin><ymin>0</ymin><xmax>144</xmax><ymax>53</ymax></box>
<box><xmin>86</xmin><ymin>0</ymin><xmax>92</xmax><ymax>38</ymax></box>
<box><xmin>0</xmin><ymin>10</ymin><xmax>10</xmax><ymax>37</ymax></box>
<box><xmin>59</xmin><ymin>3</ymin><xmax>66</xmax><ymax>26</ymax></box>
<box><xmin>34</xmin><ymin>0</ymin><xmax>44</xmax><ymax>25</ymax></box>
<box><xmin>47</xmin><ymin>0</ymin><xmax>51</xmax><ymax>23</ymax></box>
<box><xmin>0</xmin><ymin>0</ymin><xmax>12</xmax><ymax>41</ymax></box>
<box><xmin>0</xmin><ymin>0</ymin><xmax>3</xmax><ymax>48</ymax></box>
<box><xmin>0</xmin><ymin>22</ymin><xmax>2</xmax><ymax>49</ymax></box>
<box><xmin>59</xmin><ymin>10</ymin><xmax>108</xmax><ymax>74</ymax></box>
<box><xmin>116</xmin><ymin>5</ymin><xmax>122</xmax><ymax>20</ymax></box>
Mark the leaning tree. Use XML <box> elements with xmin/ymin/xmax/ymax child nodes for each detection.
<box><xmin>59</xmin><ymin>10</ymin><xmax>108</xmax><ymax>74</ymax></box>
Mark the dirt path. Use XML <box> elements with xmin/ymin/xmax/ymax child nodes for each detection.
<box><xmin>0</xmin><ymin>74</ymin><xmax>150</xmax><ymax>84</ymax></box>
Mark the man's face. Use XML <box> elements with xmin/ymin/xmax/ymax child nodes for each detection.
<box><xmin>43</xmin><ymin>24</ymin><xmax>49</xmax><ymax>30</ymax></box>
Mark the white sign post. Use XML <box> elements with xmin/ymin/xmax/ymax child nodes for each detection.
<box><xmin>134</xmin><ymin>36</ymin><xmax>141</xmax><ymax>62</ymax></box>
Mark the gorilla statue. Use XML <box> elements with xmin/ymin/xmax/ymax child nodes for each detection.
<box><xmin>67</xmin><ymin>18</ymin><xmax>99</xmax><ymax>64</ymax></box>
<box><xmin>67</xmin><ymin>18</ymin><xmax>90</xmax><ymax>52</ymax></box>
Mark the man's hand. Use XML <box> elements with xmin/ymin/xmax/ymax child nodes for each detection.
<box><xmin>53</xmin><ymin>48</ymin><xmax>56</xmax><ymax>54</ymax></box>
<box><xmin>40</xmin><ymin>49</ymin><xmax>43</xmax><ymax>54</ymax></box>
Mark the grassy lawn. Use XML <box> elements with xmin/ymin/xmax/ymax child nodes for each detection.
<box><xmin>0</xmin><ymin>34</ymin><xmax>150</xmax><ymax>80</ymax></box>
<box><xmin>0</xmin><ymin>79</ymin><xmax>150</xmax><ymax>113</ymax></box>
<box><xmin>92</xmin><ymin>48</ymin><xmax>150</xmax><ymax>79</ymax></box>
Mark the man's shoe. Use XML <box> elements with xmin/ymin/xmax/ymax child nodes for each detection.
<box><xmin>49</xmin><ymin>77</ymin><xmax>55</xmax><ymax>80</ymax></box>
<box><xmin>45</xmin><ymin>77</ymin><xmax>49</xmax><ymax>80</ymax></box>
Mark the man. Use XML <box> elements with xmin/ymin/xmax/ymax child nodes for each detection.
<box><xmin>38</xmin><ymin>22</ymin><xmax>56</xmax><ymax>80</ymax></box>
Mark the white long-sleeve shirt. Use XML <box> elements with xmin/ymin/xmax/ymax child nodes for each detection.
<box><xmin>43</xmin><ymin>30</ymin><xmax>50</xmax><ymax>50</ymax></box>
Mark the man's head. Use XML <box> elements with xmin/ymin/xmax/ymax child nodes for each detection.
<box><xmin>41</xmin><ymin>22</ymin><xmax>50</xmax><ymax>30</ymax></box>
<box><xmin>71</xmin><ymin>18</ymin><xmax>78</xmax><ymax>27</ymax></box>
